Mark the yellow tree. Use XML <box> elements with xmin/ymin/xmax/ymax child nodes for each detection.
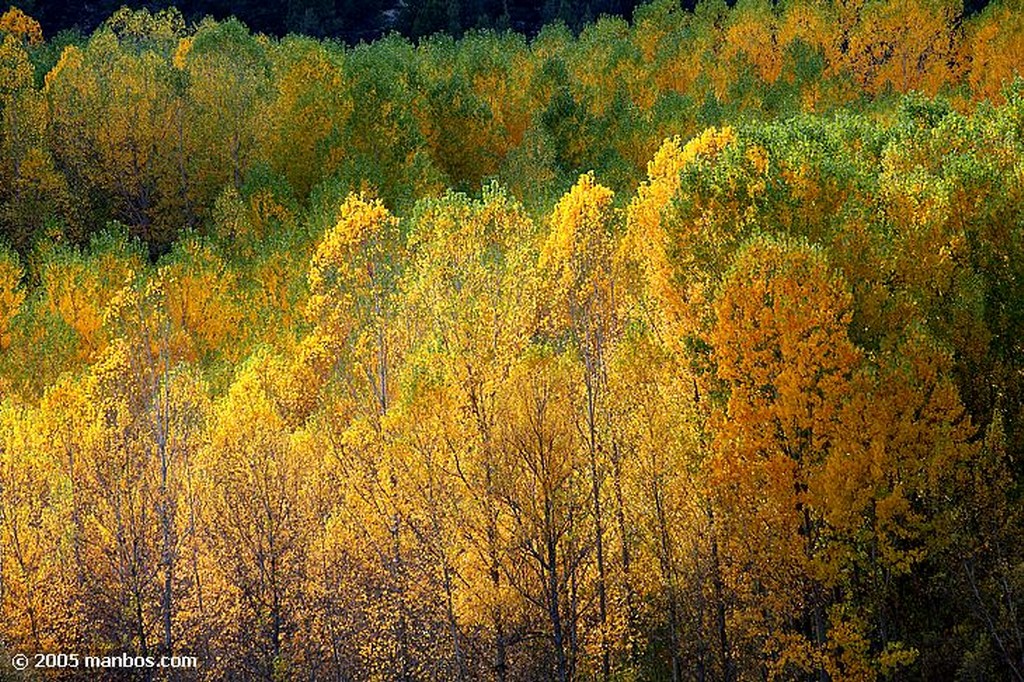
<box><xmin>709</xmin><ymin>236</ymin><xmax>860</xmax><ymax>679</ymax></box>
<box><xmin>541</xmin><ymin>172</ymin><xmax>619</xmax><ymax>679</ymax></box>
<box><xmin>46</xmin><ymin>271</ymin><xmax>198</xmax><ymax>662</ymax></box>
<box><xmin>622</xmin><ymin>128</ymin><xmax>749</xmax><ymax>680</ymax></box>
<box><xmin>9</xmin><ymin>335</ymin><xmax>166</xmax><ymax>658</ymax></box>
<box><xmin>155</xmin><ymin>365</ymin><xmax>211</xmax><ymax>665</ymax></box>
<box><xmin>265</xmin><ymin>37</ymin><xmax>350</xmax><ymax>198</ymax></box>
<box><xmin>158</xmin><ymin>235</ymin><xmax>241</xmax><ymax>363</ymax></box>
<box><xmin>844</xmin><ymin>0</ymin><xmax>962</xmax><ymax>95</ymax></box>
<box><xmin>40</xmin><ymin>231</ymin><xmax>144</xmax><ymax>364</ymax></box>
<box><xmin>399</xmin><ymin>186</ymin><xmax>539</xmax><ymax>681</ymax></box>
<box><xmin>810</xmin><ymin>329</ymin><xmax>978</xmax><ymax>680</ymax></box>
<box><xmin>0</xmin><ymin>398</ymin><xmax>67</xmax><ymax>653</ymax></box>
<box><xmin>382</xmin><ymin>375</ymin><xmax>477</xmax><ymax>681</ymax></box>
<box><xmin>718</xmin><ymin>0</ymin><xmax>782</xmax><ymax>91</ymax></box>
<box><xmin>103</xmin><ymin>272</ymin><xmax>217</xmax><ymax>662</ymax></box>
<box><xmin>624</xmin><ymin>126</ymin><xmax>740</xmax><ymax>358</ymax></box>
<box><xmin>630</xmin><ymin>0</ymin><xmax>700</xmax><ymax>100</ymax></box>
<box><xmin>307</xmin><ymin>192</ymin><xmax>402</xmax><ymax>414</ymax></box>
<box><xmin>44</xmin><ymin>16</ymin><xmax>185</xmax><ymax>246</ymax></box>
<box><xmin>0</xmin><ymin>247</ymin><xmax>24</xmax><ymax>355</ymax></box>
<box><xmin>78</xmin><ymin>338</ymin><xmax>166</xmax><ymax>657</ymax></box>
<box><xmin>0</xmin><ymin>7</ymin><xmax>42</xmax><ymax>46</ymax></box>
<box><xmin>964</xmin><ymin>0</ymin><xmax>1024</xmax><ymax>102</ymax></box>
<box><xmin>198</xmin><ymin>354</ymin><xmax>312</xmax><ymax>679</ymax></box>
<box><xmin>495</xmin><ymin>348</ymin><xmax>588</xmax><ymax>682</ymax></box>
<box><xmin>305</xmin><ymin>192</ymin><xmax>426</xmax><ymax>678</ymax></box>
<box><xmin>0</xmin><ymin>25</ymin><xmax>73</xmax><ymax>249</ymax></box>
<box><xmin>604</xmin><ymin>326</ymin><xmax>718</xmax><ymax>681</ymax></box>
<box><xmin>17</xmin><ymin>374</ymin><xmax>98</xmax><ymax>650</ymax></box>
<box><xmin>3</xmin><ymin>258</ymin><xmax>209</xmax><ymax>662</ymax></box>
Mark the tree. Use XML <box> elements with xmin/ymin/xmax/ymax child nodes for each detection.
<box><xmin>399</xmin><ymin>186</ymin><xmax>538</xmax><ymax>681</ymax></box>
<box><xmin>496</xmin><ymin>348</ymin><xmax>588</xmax><ymax>682</ymax></box>
<box><xmin>44</xmin><ymin>13</ymin><xmax>186</xmax><ymax>249</ymax></box>
<box><xmin>198</xmin><ymin>354</ymin><xmax>312</xmax><ymax>679</ymax></box>
<box><xmin>158</xmin><ymin>235</ymin><xmax>240</xmax><ymax>363</ymax></box>
<box><xmin>39</xmin><ymin>229</ymin><xmax>144</xmax><ymax>363</ymax></box>
<box><xmin>965</xmin><ymin>0</ymin><xmax>1024</xmax><ymax>102</ymax></box>
<box><xmin>709</xmin><ymin>236</ymin><xmax>859</xmax><ymax>680</ymax></box>
<box><xmin>307</xmin><ymin>192</ymin><xmax>402</xmax><ymax>413</ymax></box>
<box><xmin>0</xmin><ymin>8</ymin><xmax>43</xmax><ymax>47</ymax></box>
<box><xmin>0</xmin><ymin>25</ymin><xmax>72</xmax><ymax>250</ymax></box>
<box><xmin>264</xmin><ymin>37</ymin><xmax>350</xmax><ymax>199</ymax></box>
<box><xmin>844</xmin><ymin>0</ymin><xmax>962</xmax><ymax>95</ymax></box>
<box><xmin>179</xmin><ymin>19</ymin><xmax>270</xmax><ymax>205</ymax></box>
<box><xmin>541</xmin><ymin>172</ymin><xmax>619</xmax><ymax>679</ymax></box>
<box><xmin>0</xmin><ymin>248</ymin><xmax>24</xmax><ymax>354</ymax></box>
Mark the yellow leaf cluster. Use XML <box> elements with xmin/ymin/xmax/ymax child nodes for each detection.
<box><xmin>308</xmin><ymin>192</ymin><xmax>399</xmax><ymax>323</ymax></box>
<box><xmin>0</xmin><ymin>7</ymin><xmax>42</xmax><ymax>46</ymax></box>
<box><xmin>541</xmin><ymin>172</ymin><xmax>614</xmax><ymax>301</ymax></box>
<box><xmin>0</xmin><ymin>251</ymin><xmax>24</xmax><ymax>351</ymax></box>
<box><xmin>0</xmin><ymin>34</ymin><xmax>34</xmax><ymax>97</ymax></box>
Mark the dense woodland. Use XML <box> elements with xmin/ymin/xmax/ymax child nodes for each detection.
<box><xmin>1</xmin><ymin>0</ymin><xmax>1024</xmax><ymax>680</ymax></box>
<box><xmin>1</xmin><ymin>0</ymin><xmax>655</xmax><ymax>42</ymax></box>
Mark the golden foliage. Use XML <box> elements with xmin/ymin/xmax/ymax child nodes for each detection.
<box><xmin>0</xmin><ymin>249</ymin><xmax>24</xmax><ymax>351</ymax></box>
<box><xmin>0</xmin><ymin>7</ymin><xmax>42</xmax><ymax>46</ymax></box>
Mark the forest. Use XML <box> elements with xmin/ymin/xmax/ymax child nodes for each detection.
<box><xmin>1</xmin><ymin>0</ymin><xmax>1023</xmax><ymax>679</ymax></box>
<box><xmin>0</xmin><ymin>0</ymin><xmax>654</xmax><ymax>43</ymax></box>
